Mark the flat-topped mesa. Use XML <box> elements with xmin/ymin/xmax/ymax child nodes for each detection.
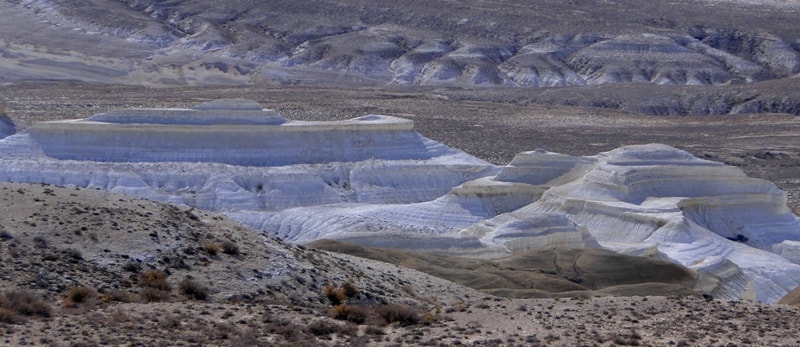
<box><xmin>86</xmin><ymin>99</ymin><xmax>287</xmax><ymax>125</ymax></box>
<box><xmin>28</xmin><ymin>99</ymin><xmax>427</xmax><ymax>166</ymax></box>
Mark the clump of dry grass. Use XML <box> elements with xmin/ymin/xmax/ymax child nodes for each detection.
<box><xmin>331</xmin><ymin>304</ymin><xmax>369</xmax><ymax>324</ymax></box>
<box><xmin>341</xmin><ymin>281</ymin><xmax>360</xmax><ymax>297</ymax></box>
<box><xmin>220</xmin><ymin>240</ymin><xmax>240</xmax><ymax>255</ymax></box>
<box><xmin>138</xmin><ymin>270</ymin><xmax>171</xmax><ymax>302</ymax></box>
<box><xmin>63</xmin><ymin>286</ymin><xmax>96</xmax><ymax>308</ymax></box>
<box><xmin>0</xmin><ymin>290</ymin><xmax>52</xmax><ymax>323</ymax></box>
<box><xmin>323</xmin><ymin>281</ymin><xmax>360</xmax><ymax>306</ymax></box>
<box><xmin>179</xmin><ymin>278</ymin><xmax>210</xmax><ymax>301</ymax></box>
<box><xmin>323</xmin><ymin>285</ymin><xmax>347</xmax><ymax>305</ymax></box>
<box><xmin>375</xmin><ymin>304</ymin><xmax>421</xmax><ymax>326</ymax></box>
<box><xmin>307</xmin><ymin>319</ymin><xmax>337</xmax><ymax>336</ymax></box>
<box><xmin>139</xmin><ymin>270</ymin><xmax>170</xmax><ymax>291</ymax></box>
<box><xmin>202</xmin><ymin>241</ymin><xmax>220</xmax><ymax>256</ymax></box>
<box><xmin>139</xmin><ymin>287</ymin><xmax>170</xmax><ymax>303</ymax></box>
<box><xmin>105</xmin><ymin>289</ymin><xmax>134</xmax><ymax>303</ymax></box>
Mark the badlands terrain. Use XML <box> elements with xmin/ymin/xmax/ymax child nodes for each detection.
<box><xmin>1</xmin><ymin>0</ymin><xmax>800</xmax><ymax>345</ymax></box>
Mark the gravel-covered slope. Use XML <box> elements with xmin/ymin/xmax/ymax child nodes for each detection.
<box><xmin>0</xmin><ymin>182</ymin><xmax>480</xmax><ymax>307</ymax></box>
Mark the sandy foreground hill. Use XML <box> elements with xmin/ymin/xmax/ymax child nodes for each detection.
<box><xmin>1</xmin><ymin>182</ymin><xmax>799</xmax><ymax>346</ymax></box>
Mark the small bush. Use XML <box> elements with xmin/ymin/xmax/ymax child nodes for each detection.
<box><xmin>139</xmin><ymin>270</ymin><xmax>170</xmax><ymax>291</ymax></box>
<box><xmin>0</xmin><ymin>290</ymin><xmax>52</xmax><ymax>320</ymax></box>
<box><xmin>220</xmin><ymin>240</ymin><xmax>240</xmax><ymax>255</ymax></box>
<box><xmin>0</xmin><ymin>307</ymin><xmax>15</xmax><ymax>323</ymax></box>
<box><xmin>122</xmin><ymin>262</ymin><xmax>141</xmax><ymax>273</ymax></box>
<box><xmin>106</xmin><ymin>289</ymin><xmax>133</xmax><ymax>303</ymax></box>
<box><xmin>331</xmin><ymin>304</ymin><xmax>369</xmax><ymax>324</ymax></box>
<box><xmin>375</xmin><ymin>304</ymin><xmax>420</xmax><ymax>326</ymax></box>
<box><xmin>202</xmin><ymin>242</ymin><xmax>220</xmax><ymax>256</ymax></box>
<box><xmin>63</xmin><ymin>286</ymin><xmax>96</xmax><ymax>308</ymax></box>
<box><xmin>138</xmin><ymin>287</ymin><xmax>169</xmax><ymax>303</ymax></box>
<box><xmin>0</xmin><ymin>228</ymin><xmax>12</xmax><ymax>241</ymax></box>
<box><xmin>323</xmin><ymin>285</ymin><xmax>346</xmax><ymax>306</ymax></box>
<box><xmin>307</xmin><ymin>319</ymin><xmax>341</xmax><ymax>336</ymax></box>
<box><xmin>341</xmin><ymin>281</ymin><xmax>360</xmax><ymax>298</ymax></box>
<box><xmin>33</xmin><ymin>236</ymin><xmax>48</xmax><ymax>248</ymax></box>
<box><xmin>364</xmin><ymin>325</ymin><xmax>385</xmax><ymax>336</ymax></box>
<box><xmin>179</xmin><ymin>278</ymin><xmax>209</xmax><ymax>301</ymax></box>
<box><xmin>65</xmin><ymin>248</ymin><xmax>83</xmax><ymax>261</ymax></box>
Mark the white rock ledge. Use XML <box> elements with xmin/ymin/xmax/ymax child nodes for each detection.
<box><xmin>1</xmin><ymin>100</ymin><xmax>799</xmax><ymax>303</ymax></box>
<box><xmin>28</xmin><ymin>100</ymin><xmax>422</xmax><ymax>166</ymax></box>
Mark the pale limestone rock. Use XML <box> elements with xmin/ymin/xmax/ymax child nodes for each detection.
<box><xmin>1</xmin><ymin>101</ymin><xmax>799</xmax><ymax>302</ymax></box>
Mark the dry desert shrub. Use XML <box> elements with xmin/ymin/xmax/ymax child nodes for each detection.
<box><xmin>0</xmin><ymin>307</ymin><xmax>15</xmax><ymax>323</ymax></box>
<box><xmin>138</xmin><ymin>270</ymin><xmax>171</xmax><ymax>302</ymax></box>
<box><xmin>220</xmin><ymin>240</ymin><xmax>240</xmax><ymax>255</ymax></box>
<box><xmin>364</xmin><ymin>325</ymin><xmax>385</xmax><ymax>336</ymax></box>
<box><xmin>331</xmin><ymin>304</ymin><xmax>369</xmax><ymax>324</ymax></box>
<box><xmin>105</xmin><ymin>289</ymin><xmax>133</xmax><ymax>303</ymax></box>
<box><xmin>63</xmin><ymin>286</ymin><xmax>96</xmax><ymax>308</ymax></box>
<box><xmin>203</xmin><ymin>241</ymin><xmax>220</xmax><ymax>256</ymax></box>
<box><xmin>341</xmin><ymin>281</ymin><xmax>360</xmax><ymax>297</ymax></box>
<box><xmin>375</xmin><ymin>304</ymin><xmax>421</xmax><ymax>326</ymax></box>
<box><xmin>64</xmin><ymin>248</ymin><xmax>83</xmax><ymax>261</ymax></box>
<box><xmin>0</xmin><ymin>227</ymin><xmax>12</xmax><ymax>241</ymax></box>
<box><xmin>323</xmin><ymin>285</ymin><xmax>347</xmax><ymax>306</ymax></box>
<box><xmin>122</xmin><ymin>262</ymin><xmax>142</xmax><ymax>273</ymax></box>
<box><xmin>139</xmin><ymin>270</ymin><xmax>170</xmax><ymax>291</ymax></box>
<box><xmin>179</xmin><ymin>278</ymin><xmax>210</xmax><ymax>301</ymax></box>
<box><xmin>0</xmin><ymin>290</ymin><xmax>52</xmax><ymax>323</ymax></box>
<box><xmin>307</xmin><ymin>319</ymin><xmax>341</xmax><ymax>336</ymax></box>
<box><xmin>323</xmin><ymin>281</ymin><xmax>360</xmax><ymax>305</ymax></box>
<box><xmin>139</xmin><ymin>287</ymin><xmax>169</xmax><ymax>303</ymax></box>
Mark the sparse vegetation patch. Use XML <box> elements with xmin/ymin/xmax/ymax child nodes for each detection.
<box><xmin>63</xmin><ymin>286</ymin><xmax>96</xmax><ymax>308</ymax></box>
<box><xmin>0</xmin><ymin>290</ymin><xmax>52</xmax><ymax>323</ymax></box>
<box><xmin>179</xmin><ymin>278</ymin><xmax>210</xmax><ymax>301</ymax></box>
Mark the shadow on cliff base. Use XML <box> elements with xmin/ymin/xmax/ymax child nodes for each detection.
<box><xmin>308</xmin><ymin>239</ymin><xmax>700</xmax><ymax>299</ymax></box>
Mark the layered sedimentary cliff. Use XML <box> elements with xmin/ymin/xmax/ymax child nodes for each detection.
<box><xmin>1</xmin><ymin>100</ymin><xmax>799</xmax><ymax>302</ymax></box>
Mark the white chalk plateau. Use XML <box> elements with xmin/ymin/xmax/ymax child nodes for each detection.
<box><xmin>1</xmin><ymin>100</ymin><xmax>799</xmax><ymax>303</ymax></box>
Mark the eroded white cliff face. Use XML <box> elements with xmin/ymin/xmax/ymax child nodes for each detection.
<box><xmin>497</xmin><ymin>145</ymin><xmax>800</xmax><ymax>302</ymax></box>
<box><xmin>0</xmin><ymin>101</ymin><xmax>798</xmax><ymax>302</ymax></box>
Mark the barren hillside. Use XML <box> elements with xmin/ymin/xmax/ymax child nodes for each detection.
<box><xmin>1</xmin><ymin>0</ymin><xmax>799</xmax><ymax>115</ymax></box>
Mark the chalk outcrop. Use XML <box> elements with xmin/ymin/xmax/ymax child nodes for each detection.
<box><xmin>28</xmin><ymin>99</ymin><xmax>442</xmax><ymax>166</ymax></box>
<box><xmin>1</xmin><ymin>100</ymin><xmax>799</xmax><ymax>302</ymax></box>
